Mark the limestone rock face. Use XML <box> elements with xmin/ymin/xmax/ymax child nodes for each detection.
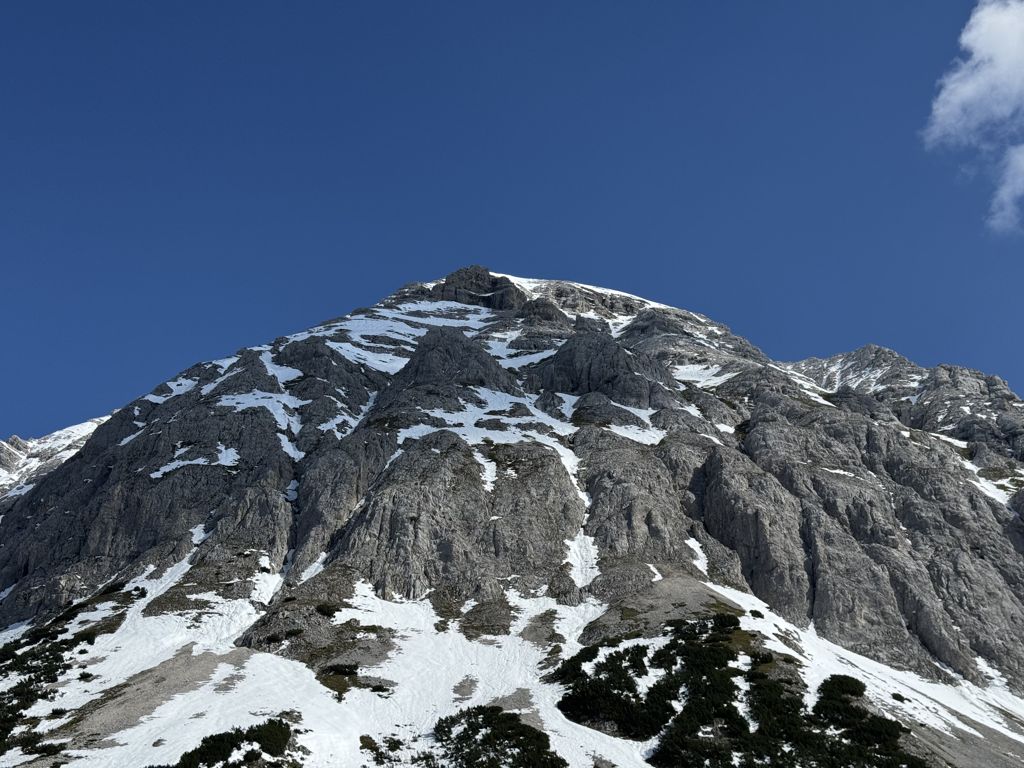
<box><xmin>2</xmin><ymin>266</ymin><xmax>1023</xmax><ymax>767</ymax></box>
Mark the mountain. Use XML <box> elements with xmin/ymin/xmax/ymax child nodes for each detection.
<box><xmin>0</xmin><ymin>419</ymin><xmax>107</xmax><ymax>501</ymax></box>
<box><xmin>1</xmin><ymin>265</ymin><xmax>1023</xmax><ymax>768</ymax></box>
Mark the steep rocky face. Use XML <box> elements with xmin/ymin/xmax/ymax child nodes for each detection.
<box><xmin>2</xmin><ymin>266</ymin><xmax>1023</xmax><ymax>767</ymax></box>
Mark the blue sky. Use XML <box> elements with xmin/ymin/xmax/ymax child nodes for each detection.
<box><xmin>2</xmin><ymin>1</ymin><xmax>1021</xmax><ymax>437</ymax></box>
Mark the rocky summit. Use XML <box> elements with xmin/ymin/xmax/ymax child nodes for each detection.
<box><xmin>1</xmin><ymin>266</ymin><xmax>1023</xmax><ymax>768</ymax></box>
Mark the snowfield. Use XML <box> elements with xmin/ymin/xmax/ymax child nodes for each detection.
<box><xmin>22</xmin><ymin>557</ymin><xmax>1024</xmax><ymax>768</ymax></box>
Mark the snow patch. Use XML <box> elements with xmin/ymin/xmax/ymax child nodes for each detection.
<box><xmin>277</xmin><ymin>434</ymin><xmax>305</xmax><ymax>461</ymax></box>
<box><xmin>200</xmin><ymin>366</ymin><xmax>241</xmax><ymax>396</ymax></box>
<box><xmin>190</xmin><ymin>524</ymin><xmax>211</xmax><ymax>545</ymax></box>
<box><xmin>250</xmin><ymin>556</ymin><xmax>283</xmax><ymax>606</ymax></box>
<box><xmin>684</xmin><ymin>538</ymin><xmax>708</xmax><ymax>575</ymax></box>
<box><xmin>299</xmin><ymin>553</ymin><xmax>328</xmax><ymax>584</ymax></box>
<box><xmin>317</xmin><ymin>394</ymin><xmax>376</xmax><ymax>440</ymax></box>
<box><xmin>260</xmin><ymin>350</ymin><xmax>302</xmax><ymax>386</ymax></box>
<box><xmin>821</xmin><ymin>468</ymin><xmax>856</xmax><ymax>478</ymax></box>
<box><xmin>471</xmin><ymin>448</ymin><xmax>497</xmax><ymax>492</ymax></box>
<box><xmin>563</xmin><ymin>525</ymin><xmax>600</xmax><ymax>588</ymax></box>
<box><xmin>673</xmin><ymin>364</ymin><xmax>738</xmax><ymax>389</ymax></box>
<box><xmin>217</xmin><ymin>390</ymin><xmax>310</xmax><ymax>434</ymax></box>
<box><xmin>0</xmin><ymin>483</ymin><xmax>34</xmax><ymax>500</ymax></box>
<box><xmin>143</xmin><ymin>377</ymin><xmax>197</xmax><ymax>404</ymax></box>
<box><xmin>150</xmin><ymin>444</ymin><xmax>240</xmax><ymax>479</ymax></box>
<box><xmin>607</xmin><ymin>424</ymin><xmax>666</xmax><ymax>445</ymax></box>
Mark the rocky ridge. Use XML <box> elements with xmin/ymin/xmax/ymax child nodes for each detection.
<box><xmin>0</xmin><ymin>419</ymin><xmax>107</xmax><ymax>501</ymax></box>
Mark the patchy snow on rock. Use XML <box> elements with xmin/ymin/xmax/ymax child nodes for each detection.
<box><xmin>393</xmin><ymin>387</ymin><xmax>603</xmax><ymax>588</ymax></box>
<box><xmin>484</xmin><ymin>328</ymin><xmax>561</xmax><ymax>369</ymax></box>
<box><xmin>143</xmin><ymin>377</ymin><xmax>197</xmax><ymax>404</ymax></box>
<box><xmin>277</xmin><ymin>434</ymin><xmax>305</xmax><ymax>461</ymax></box>
<box><xmin>493</xmin><ymin>271</ymin><xmax>669</xmax><ymax>312</ymax></box>
<box><xmin>684</xmin><ymin>538</ymin><xmax>708</xmax><ymax>575</ymax></box>
<box><xmin>396</xmin><ymin>388</ymin><xmax>603</xmax><ymax>585</ymax></box>
<box><xmin>13</xmin><ymin>267</ymin><xmax>1024</xmax><ymax>768</ymax></box>
<box><xmin>730</xmin><ymin>653</ymin><xmax>757</xmax><ymax>732</ymax></box>
<box><xmin>259</xmin><ymin>350</ymin><xmax>302</xmax><ymax>386</ymax></box>
<box><xmin>27</xmin><ymin>553</ymin><xmax>264</xmax><ymax>728</ymax></box>
<box><xmin>471</xmin><ymin>448</ymin><xmax>497</xmax><ymax>491</ymax></box>
<box><xmin>673</xmin><ymin>364</ymin><xmax>738</xmax><ymax>389</ymax></box>
<box><xmin>325</xmin><ymin>339</ymin><xmax>409</xmax><ymax>374</ymax></box>
<box><xmin>556</xmin><ymin>393</ymin><xmax>580</xmax><ymax>420</ymax></box>
<box><xmin>821</xmin><ymin>467</ymin><xmax>856</xmax><ymax>478</ymax></box>
<box><xmin>118</xmin><ymin>428</ymin><xmax>146</xmax><ymax>446</ymax></box>
<box><xmin>317</xmin><ymin>393</ymin><xmax>376</xmax><ymax>440</ymax></box>
<box><xmin>396</xmin><ymin>387</ymin><xmax>583</xmax><ymax>499</ymax></box>
<box><xmin>61</xmin><ymin>655</ymin><xmax>313</xmax><ymax>768</ymax></box>
<box><xmin>190</xmin><ymin>524</ymin><xmax>211</xmax><ymax>545</ymax></box>
<box><xmin>607</xmin><ymin>423</ymin><xmax>666</xmax><ymax>445</ymax></box>
<box><xmin>496</xmin><ymin>347</ymin><xmax>559</xmax><ymax>368</ymax></box>
<box><xmin>768</xmin><ymin>364</ymin><xmax>836</xmax><ymax>407</ymax></box>
<box><xmin>706</xmin><ymin>582</ymin><xmax>1024</xmax><ymax>745</ymax></box>
<box><xmin>931</xmin><ymin>432</ymin><xmax>969</xmax><ymax>450</ymax></box>
<box><xmin>250</xmin><ymin>556</ymin><xmax>284</xmax><ymax>605</ymax></box>
<box><xmin>563</xmin><ymin>524</ymin><xmax>600</xmax><ymax>588</ymax></box>
<box><xmin>217</xmin><ymin>390</ymin><xmax>310</xmax><ymax>434</ymax></box>
<box><xmin>299</xmin><ymin>553</ymin><xmax>328</xmax><ymax>584</ymax></box>
<box><xmin>962</xmin><ymin>458</ymin><xmax>1013</xmax><ymax>505</ymax></box>
<box><xmin>295</xmin><ymin>301</ymin><xmax>496</xmax><ymax>375</ymax></box>
<box><xmin>63</xmin><ymin>578</ymin><xmax>641</xmax><ymax>768</ymax></box>
<box><xmin>200</xmin><ymin>366</ymin><xmax>241</xmax><ymax>396</ymax></box>
<box><xmin>681</xmin><ymin>403</ymin><xmax>703</xmax><ymax>419</ymax></box>
<box><xmin>923</xmin><ymin>431</ymin><xmax>1016</xmax><ymax>506</ymax></box>
<box><xmin>0</xmin><ymin>483</ymin><xmax>34</xmax><ymax>500</ymax></box>
<box><xmin>208</xmin><ymin>355</ymin><xmax>238</xmax><ymax>373</ymax></box>
<box><xmin>150</xmin><ymin>444</ymin><xmax>240</xmax><ymax>479</ymax></box>
<box><xmin>0</xmin><ymin>417</ymin><xmax>108</xmax><ymax>496</ymax></box>
<box><xmin>283</xmin><ymin>479</ymin><xmax>299</xmax><ymax>502</ymax></box>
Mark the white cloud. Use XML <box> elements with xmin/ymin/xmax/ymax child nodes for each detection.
<box><xmin>991</xmin><ymin>144</ymin><xmax>1024</xmax><ymax>231</ymax></box>
<box><xmin>924</xmin><ymin>0</ymin><xmax>1024</xmax><ymax>232</ymax></box>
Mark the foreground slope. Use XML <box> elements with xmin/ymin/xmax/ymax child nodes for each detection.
<box><xmin>1</xmin><ymin>266</ymin><xmax>1023</xmax><ymax>767</ymax></box>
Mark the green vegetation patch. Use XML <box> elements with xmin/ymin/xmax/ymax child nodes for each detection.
<box><xmin>148</xmin><ymin>718</ymin><xmax>293</xmax><ymax>768</ymax></box>
<box><xmin>420</xmin><ymin>706</ymin><xmax>568</xmax><ymax>768</ymax></box>
<box><xmin>552</xmin><ymin>612</ymin><xmax>929</xmax><ymax>768</ymax></box>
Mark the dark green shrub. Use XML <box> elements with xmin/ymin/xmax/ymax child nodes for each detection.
<box><xmin>556</xmin><ymin>616</ymin><xmax>928</xmax><ymax>768</ymax></box>
<box><xmin>147</xmin><ymin>718</ymin><xmax>291</xmax><ymax>768</ymax></box>
<box><xmin>323</xmin><ymin>663</ymin><xmax>358</xmax><ymax>676</ymax></box>
<box><xmin>431</xmin><ymin>706</ymin><xmax>567</xmax><ymax>768</ymax></box>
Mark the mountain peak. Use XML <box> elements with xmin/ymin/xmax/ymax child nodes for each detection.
<box><xmin>1</xmin><ymin>270</ymin><xmax>1022</xmax><ymax>767</ymax></box>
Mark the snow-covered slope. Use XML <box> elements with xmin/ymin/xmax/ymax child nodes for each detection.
<box><xmin>0</xmin><ymin>418</ymin><xmax>107</xmax><ymax>501</ymax></box>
